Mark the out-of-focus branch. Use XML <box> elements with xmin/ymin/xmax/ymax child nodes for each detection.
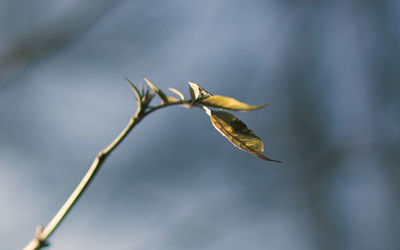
<box><xmin>0</xmin><ymin>0</ymin><xmax>127</xmax><ymax>84</ymax></box>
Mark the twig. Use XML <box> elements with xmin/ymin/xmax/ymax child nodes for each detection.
<box><xmin>23</xmin><ymin>92</ymin><xmax>188</xmax><ymax>250</ymax></box>
<box><xmin>23</xmin><ymin>77</ymin><xmax>278</xmax><ymax>249</ymax></box>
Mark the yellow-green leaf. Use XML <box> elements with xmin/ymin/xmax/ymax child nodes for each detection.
<box><xmin>200</xmin><ymin>95</ymin><xmax>267</xmax><ymax>111</ymax></box>
<box><xmin>207</xmin><ymin>109</ymin><xmax>280</xmax><ymax>162</ymax></box>
<box><xmin>167</xmin><ymin>96</ymin><xmax>179</xmax><ymax>102</ymax></box>
<box><xmin>144</xmin><ymin>77</ymin><xmax>168</xmax><ymax>103</ymax></box>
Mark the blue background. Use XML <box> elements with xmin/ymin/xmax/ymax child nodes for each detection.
<box><xmin>1</xmin><ymin>0</ymin><xmax>399</xmax><ymax>249</ymax></box>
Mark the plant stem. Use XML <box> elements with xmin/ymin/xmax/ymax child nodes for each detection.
<box><xmin>23</xmin><ymin>99</ymin><xmax>187</xmax><ymax>250</ymax></box>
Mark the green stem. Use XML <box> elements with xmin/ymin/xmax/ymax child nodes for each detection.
<box><xmin>23</xmin><ymin>99</ymin><xmax>189</xmax><ymax>250</ymax></box>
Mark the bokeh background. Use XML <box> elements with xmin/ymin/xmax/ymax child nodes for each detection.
<box><xmin>1</xmin><ymin>0</ymin><xmax>399</xmax><ymax>249</ymax></box>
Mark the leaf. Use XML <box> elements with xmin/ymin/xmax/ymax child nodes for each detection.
<box><xmin>206</xmin><ymin>109</ymin><xmax>280</xmax><ymax>162</ymax></box>
<box><xmin>200</xmin><ymin>95</ymin><xmax>267</xmax><ymax>111</ymax></box>
<box><xmin>168</xmin><ymin>87</ymin><xmax>185</xmax><ymax>100</ymax></box>
<box><xmin>188</xmin><ymin>83</ymin><xmax>266</xmax><ymax>111</ymax></box>
<box><xmin>167</xmin><ymin>96</ymin><xmax>179</xmax><ymax>102</ymax></box>
<box><xmin>142</xmin><ymin>87</ymin><xmax>155</xmax><ymax>107</ymax></box>
<box><xmin>125</xmin><ymin>78</ymin><xmax>142</xmax><ymax>108</ymax></box>
<box><xmin>188</xmin><ymin>82</ymin><xmax>213</xmax><ymax>101</ymax></box>
<box><xmin>139</xmin><ymin>82</ymin><xmax>144</xmax><ymax>96</ymax></box>
<box><xmin>144</xmin><ymin>77</ymin><xmax>168</xmax><ymax>103</ymax></box>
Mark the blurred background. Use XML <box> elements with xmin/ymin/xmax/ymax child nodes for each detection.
<box><xmin>1</xmin><ymin>0</ymin><xmax>399</xmax><ymax>249</ymax></box>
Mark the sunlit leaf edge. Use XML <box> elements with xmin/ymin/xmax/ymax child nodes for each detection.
<box><xmin>200</xmin><ymin>95</ymin><xmax>267</xmax><ymax>111</ymax></box>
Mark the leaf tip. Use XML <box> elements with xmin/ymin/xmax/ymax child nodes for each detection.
<box><xmin>168</xmin><ymin>87</ymin><xmax>185</xmax><ymax>100</ymax></box>
<box><xmin>143</xmin><ymin>76</ymin><xmax>168</xmax><ymax>103</ymax></box>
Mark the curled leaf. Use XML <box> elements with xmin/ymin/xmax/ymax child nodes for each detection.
<box><xmin>144</xmin><ymin>77</ymin><xmax>168</xmax><ymax>103</ymax></box>
<box><xmin>188</xmin><ymin>82</ymin><xmax>212</xmax><ymax>101</ymax></box>
<box><xmin>125</xmin><ymin>78</ymin><xmax>142</xmax><ymax>108</ymax></box>
<box><xmin>206</xmin><ymin>109</ymin><xmax>280</xmax><ymax>162</ymax></box>
<box><xmin>200</xmin><ymin>95</ymin><xmax>267</xmax><ymax>111</ymax></box>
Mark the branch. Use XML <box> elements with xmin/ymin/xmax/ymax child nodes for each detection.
<box><xmin>23</xmin><ymin>77</ymin><xmax>278</xmax><ymax>249</ymax></box>
<box><xmin>23</xmin><ymin>90</ymin><xmax>188</xmax><ymax>250</ymax></box>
